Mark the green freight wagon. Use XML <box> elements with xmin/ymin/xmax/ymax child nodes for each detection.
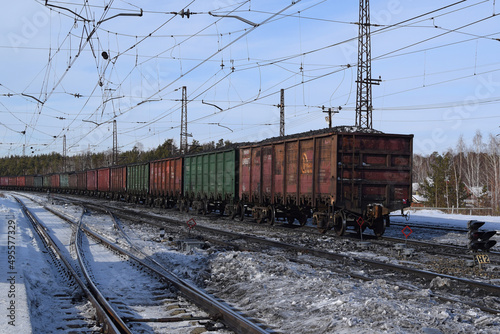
<box><xmin>126</xmin><ymin>162</ymin><xmax>150</xmax><ymax>204</ymax></box>
<box><xmin>60</xmin><ymin>173</ymin><xmax>70</xmax><ymax>192</ymax></box>
<box><xmin>42</xmin><ymin>175</ymin><xmax>51</xmax><ymax>189</ymax></box>
<box><xmin>183</xmin><ymin>149</ymin><xmax>237</xmax><ymax>214</ymax></box>
<box><xmin>34</xmin><ymin>176</ymin><xmax>43</xmax><ymax>189</ymax></box>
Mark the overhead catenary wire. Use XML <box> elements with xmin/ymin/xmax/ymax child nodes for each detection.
<box><xmin>3</xmin><ymin>0</ymin><xmax>500</xmax><ymax>156</ymax></box>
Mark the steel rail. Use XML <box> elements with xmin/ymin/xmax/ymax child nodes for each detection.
<box><xmin>12</xmin><ymin>196</ymin><xmax>122</xmax><ymax>334</ymax></box>
<box><xmin>74</xmin><ymin>214</ymin><xmax>133</xmax><ymax>334</ymax></box>
<box><xmin>49</xmin><ymin>197</ymin><xmax>500</xmax><ymax>312</ymax></box>
<box><xmin>99</xmin><ymin>204</ymin><xmax>500</xmax><ymax>297</ymax></box>
<box><xmin>381</xmin><ymin>235</ymin><xmax>500</xmax><ymax>261</ymax></box>
<box><xmin>41</xmin><ymin>202</ymin><xmax>275</xmax><ymax>334</ymax></box>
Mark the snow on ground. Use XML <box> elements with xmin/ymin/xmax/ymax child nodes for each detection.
<box><xmin>0</xmin><ymin>194</ymin><xmax>32</xmax><ymax>333</ymax></box>
<box><xmin>388</xmin><ymin>209</ymin><xmax>500</xmax><ymax>247</ymax></box>
<box><xmin>0</xmin><ymin>193</ymin><xmax>97</xmax><ymax>334</ymax></box>
<box><xmin>206</xmin><ymin>251</ymin><xmax>500</xmax><ymax>334</ymax></box>
<box><xmin>3</xmin><ymin>191</ymin><xmax>500</xmax><ymax>333</ymax></box>
<box><xmin>393</xmin><ymin>209</ymin><xmax>500</xmax><ymax>231</ymax></box>
<box><xmin>203</xmin><ymin>209</ymin><xmax>500</xmax><ymax>333</ymax></box>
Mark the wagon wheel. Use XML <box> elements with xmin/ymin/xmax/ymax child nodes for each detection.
<box><xmin>333</xmin><ymin>212</ymin><xmax>347</xmax><ymax>236</ymax></box>
<box><xmin>267</xmin><ymin>205</ymin><xmax>276</xmax><ymax>225</ymax></box>
<box><xmin>373</xmin><ymin>216</ymin><xmax>388</xmax><ymax>238</ymax></box>
<box><xmin>286</xmin><ymin>216</ymin><xmax>295</xmax><ymax>225</ymax></box>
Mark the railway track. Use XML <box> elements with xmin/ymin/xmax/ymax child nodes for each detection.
<box><xmin>19</xmin><ymin>193</ymin><xmax>276</xmax><ymax>334</ymax></box>
<box><xmin>63</xmin><ymin>198</ymin><xmax>500</xmax><ymax>314</ymax></box>
<box><xmin>14</xmin><ymin>195</ymin><xmax>121</xmax><ymax>333</ymax></box>
<box><xmin>47</xmin><ymin>193</ymin><xmax>500</xmax><ymax>277</ymax></box>
<box><xmin>11</xmin><ymin>192</ymin><xmax>500</xmax><ymax>333</ymax></box>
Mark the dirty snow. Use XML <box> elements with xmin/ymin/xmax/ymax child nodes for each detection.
<box><xmin>1</xmin><ymin>191</ymin><xmax>500</xmax><ymax>333</ymax></box>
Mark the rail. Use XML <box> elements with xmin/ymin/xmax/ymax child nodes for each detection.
<box><xmin>43</xmin><ymin>202</ymin><xmax>275</xmax><ymax>334</ymax></box>
<box><xmin>13</xmin><ymin>196</ymin><xmax>122</xmax><ymax>334</ymax></box>
<box><xmin>74</xmin><ymin>212</ymin><xmax>133</xmax><ymax>333</ymax></box>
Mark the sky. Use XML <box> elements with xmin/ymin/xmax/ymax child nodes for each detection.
<box><xmin>1</xmin><ymin>0</ymin><xmax>500</xmax><ymax>158</ymax></box>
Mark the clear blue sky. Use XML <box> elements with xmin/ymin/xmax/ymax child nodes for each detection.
<box><xmin>1</xmin><ymin>0</ymin><xmax>499</xmax><ymax>158</ymax></box>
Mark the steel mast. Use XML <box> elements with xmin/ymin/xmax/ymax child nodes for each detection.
<box><xmin>355</xmin><ymin>0</ymin><xmax>380</xmax><ymax>129</ymax></box>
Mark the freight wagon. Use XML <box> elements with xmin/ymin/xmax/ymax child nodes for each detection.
<box><xmin>42</xmin><ymin>175</ymin><xmax>51</xmax><ymax>189</ymax></box>
<box><xmin>97</xmin><ymin>167</ymin><xmax>110</xmax><ymax>197</ymax></box>
<box><xmin>50</xmin><ymin>174</ymin><xmax>60</xmax><ymax>191</ymax></box>
<box><xmin>0</xmin><ymin>177</ymin><xmax>8</xmax><ymax>188</ymax></box>
<box><xmin>184</xmin><ymin>149</ymin><xmax>237</xmax><ymax>214</ymax></box>
<box><xmin>127</xmin><ymin>162</ymin><xmax>149</xmax><ymax>203</ymax></box>
<box><xmin>25</xmin><ymin>175</ymin><xmax>34</xmax><ymax>190</ymax></box>
<box><xmin>16</xmin><ymin>176</ymin><xmax>26</xmax><ymax>188</ymax></box>
<box><xmin>8</xmin><ymin>176</ymin><xmax>17</xmax><ymax>187</ymax></box>
<box><xmin>110</xmin><ymin>165</ymin><xmax>127</xmax><ymax>200</ymax></box>
<box><xmin>60</xmin><ymin>173</ymin><xmax>70</xmax><ymax>192</ymax></box>
<box><xmin>86</xmin><ymin>170</ymin><xmax>98</xmax><ymax>195</ymax></box>
<box><xmin>149</xmin><ymin>157</ymin><xmax>182</xmax><ymax>208</ymax></box>
<box><xmin>76</xmin><ymin>171</ymin><xmax>86</xmax><ymax>194</ymax></box>
<box><xmin>235</xmin><ymin>130</ymin><xmax>412</xmax><ymax>236</ymax></box>
<box><xmin>34</xmin><ymin>176</ymin><xmax>43</xmax><ymax>189</ymax></box>
<box><xmin>69</xmin><ymin>173</ymin><xmax>78</xmax><ymax>191</ymax></box>
<box><xmin>0</xmin><ymin>127</ymin><xmax>412</xmax><ymax>238</ymax></box>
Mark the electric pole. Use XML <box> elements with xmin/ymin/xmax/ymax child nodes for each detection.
<box><xmin>279</xmin><ymin>89</ymin><xmax>285</xmax><ymax>137</ymax></box>
<box><xmin>323</xmin><ymin>106</ymin><xmax>341</xmax><ymax>128</ymax></box>
<box><xmin>63</xmin><ymin>134</ymin><xmax>67</xmax><ymax>172</ymax></box>
<box><xmin>112</xmin><ymin>120</ymin><xmax>118</xmax><ymax>166</ymax></box>
<box><xmin>355</xmin><ymin>0</ymin><xmax>380</xmax><ymax>129</ymax></box>
<box><xmin>180</xmin><ymin>86</ymin><xmax>188</xmax><ymax>154</ymax></box>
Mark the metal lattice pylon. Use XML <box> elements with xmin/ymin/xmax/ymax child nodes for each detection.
<box><xmin>279</xmin><ymin>89</ymin><xmax>285</xmax><ymax>137</ymax></box>
<box><xmin>180</xmin><ymin>86</ymin><xmax>188</xmax><ymax>154</ymax></box>
<box><xmin>63</xmin><ymin>134</ymin><xmax>67</xmax><ymax>171</ymax></box>
<box><xmin>355</xmin><ymin>0</ymin><xmax>380</xmax><ymax>129</ymax></box>
<box><xmin>112</xmin><ymin>120</ymin><xmax>118</xmax><ymax>165</ymax></box>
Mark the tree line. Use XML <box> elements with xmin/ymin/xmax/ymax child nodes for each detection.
<box><xmin>2</xmin><ymin>131</ymin><xmax>499</xmax><ymax>214</ymax></box>
<box><xmin>414</xmin><ymin>131</ymin><xmax>500</xmax><ymax>214</ymax></box>
<box><xmin>0</xmin><ymin>138</ymin><xmax>231</xmax><ymax>176</ymax></box>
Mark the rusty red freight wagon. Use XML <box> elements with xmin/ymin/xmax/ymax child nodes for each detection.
<box><xmin>69</xmin><ymin>173</ymin><xmax>78</xmax><ymax>191</ymax></box>
<box><xmin>16</xmin><ymin>176</ymin><xmax>26</xmax><ymax>188</ymax></box>
<box><xmin>76</xmin><ymin>171</ymin><xmax>87</xmax><ymax>194</ymax></box>
<box><xmin>0</xmin><ymin>176</ymin><xmax>8</xmax><ymax>187</ymax></box>
<box><xmin>149</xmin><ymin>157</ymin><xmax>183</xmax><ymax>208</ymax></box>
<box><xmin>8</xmin><ymin>176</ymin><xmax>17</xmax><ymax>187</ymax></box>
<box><xmin>50</xmin><ymin>174</ymin><xmax>60</xmax><ymax>190</ymax></box>
<box><xmin>110</xmin><ymin>165</ymin><xmax>127</xmax><ymax>200</ymax></box>
<box><xmin>237</xmin><ymin>129</ymin><xmax>413</xmax><ymax>236</ymax></box>
<box><xmin>86</xmin><ymin>169</ymin><xmax>98</xmax><ymax>195</ymax></box>
<box><xmin>97</xmin><ymin>167</ymin><xmax>110</xmax><ymax>196</ymax></box>
<box><xmin>25</xmin><ymin>175</ymin><xmax>34</xmax><ymax>189</ymax></box>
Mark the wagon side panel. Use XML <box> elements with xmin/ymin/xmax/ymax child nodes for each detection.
<box><xmin>336</xmin><ymin>133</ymin><xmax>413</xmax><ymax>214</ymax></box>
<box><xmin>86</xmin><ymin>170</ymin><xmax>97</xmax><ymax>191</ymax></box>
